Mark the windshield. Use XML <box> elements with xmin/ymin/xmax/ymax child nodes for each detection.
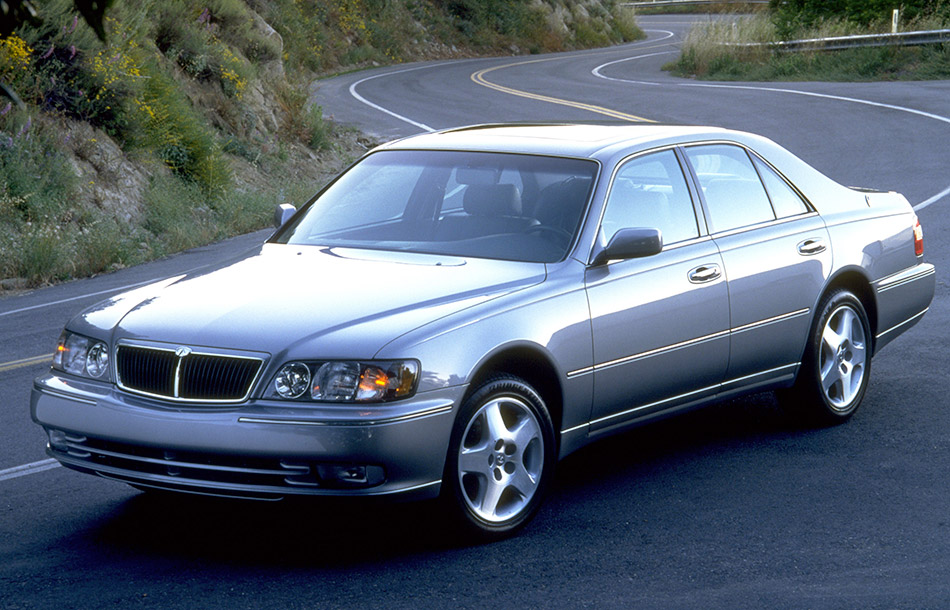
<box><xmin>275</xmin><ymin>150</ymin><xmax>598</xmax><ymax>263</ymax></box>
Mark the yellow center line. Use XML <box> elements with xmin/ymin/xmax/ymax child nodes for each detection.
<box><xmin>0</xmin><ymin>354</ymin><xmax>53</xmax><ymax>373</ymax></box>
<box><xmin>469</xmin><ymin>40</ymin><xmax>678</xmax><ymax>123</ymax></box>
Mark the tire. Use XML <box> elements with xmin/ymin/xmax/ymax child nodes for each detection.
<box><xmin>442</xmin><ymin>375</ymin><xmax>555</xmax><ymax>540</ymax></box>
<box><xmin>783</xmin><ymin>289</ymin><xmax>872</xmax><ymax>426</ymax></box>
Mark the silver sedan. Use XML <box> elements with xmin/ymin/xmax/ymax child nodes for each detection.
<box><xmin>32</xmin><ymin>124</ymin><xmax>935</xmax><ymax>539</ymax></box>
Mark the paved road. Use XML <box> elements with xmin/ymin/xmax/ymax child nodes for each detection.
<box><xmin>2</xmin><ymin>15</ymin><xmax>949</xmax><ymax>608</ymax></box>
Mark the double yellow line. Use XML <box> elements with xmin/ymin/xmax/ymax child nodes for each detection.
<box><xmin>472</xmin><ymin>57</ymin><xmax>654</xmax><ymax>123</ymax></box>
<box><xmin>0</xmin><ymin>354</ymin><xmax>52</xmax><ymax>373</ymax></box>
<box><xmin>468</xmin><ymin>36</ymin><xmax>678</xmax><ymax>124</ymax></box>
<box><xmin>3</xmin><ymin>49</ymin><xmax>657</xmax><ymax>378</ymax></box>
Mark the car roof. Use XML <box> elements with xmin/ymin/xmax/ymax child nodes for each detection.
<box><xmin>378</xmin><ymin>123</ymin><xmax>739</xmax><ymax>158</ymax></box>
<box><xmin>375</xmin><ymin>123</ymin><xmax>862</xmax><ymax>216</ymax></box>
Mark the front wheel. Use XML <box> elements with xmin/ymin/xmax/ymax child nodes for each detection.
<box><xmin>443</xmin><ymin>375</ymin><xmax>555</xmax><ymax>539</ymax></box>
<box><xmin>783</xmin><ymin>289</ymin><xmax>872</xmax><ymax>425</ymax></box>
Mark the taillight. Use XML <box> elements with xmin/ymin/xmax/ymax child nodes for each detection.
<box><xmin>913</xmin><ymin>217</ymin><xmax>924</xmax><ymax>257</ymax></box>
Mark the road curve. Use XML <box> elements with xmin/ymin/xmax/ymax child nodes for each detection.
<box><xmin>313</xmin><ymin>15</ymin><xmax>950</xmax><ymax>208</ymax></box>
<box><xmin>2</xmin><ymin>14</ymin><xmax>949</xmax><ymax>609</ymax></box>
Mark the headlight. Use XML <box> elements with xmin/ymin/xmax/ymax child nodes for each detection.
<box><xmin>267</xmin><ymin>360</ymin><xmax>419</xmax><ymax>403</ymax></box>
<box><xmin>52</xmin><ymin>331</ymin><xmax>110</xmax><ymax>380</ymax></box>
<box><xmin>273</xmin><ymin>362</ymin><xmax>311</xmax><ymax>399</ymax></box>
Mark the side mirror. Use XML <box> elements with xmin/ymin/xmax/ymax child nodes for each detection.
<box><xmin>274</xmin><ymin>203</ymin><xmax>297</xmax><ymax>228</ymax></box>
<box><xmin>590</xmin><ymin>227</ymin><xmax>663</xmax><ymax>266</ymax></box>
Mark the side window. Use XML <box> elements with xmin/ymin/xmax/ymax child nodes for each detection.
<box><xmin>685</xmin><ymin>144</ymin><xmax>775</xmax><ymax>233</ymax></box>
<box><xmin>752</xmin><ymin>156</ymin><xmax>809</xmax><ymax>218</ymax></box>
<box><xmin>601</xmin><ymin>149</ymin><xmax>699</xmax><ymax>246</ymax></box>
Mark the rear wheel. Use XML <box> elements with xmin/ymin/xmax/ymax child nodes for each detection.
<box><xmin>783</xmin><ymin>289</ymin><xmax>872</xmax><ymax>425</ymax></box>
<box><xmin>443</xmin><ymin>375</ymin><xmax>555</xmax><ymax>539</ymax></box>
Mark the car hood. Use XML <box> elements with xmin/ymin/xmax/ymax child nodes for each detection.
<box><xmin>83</xmin><ymin>244</ymin><xmax>545</xmax><ymax>357</ymax></box>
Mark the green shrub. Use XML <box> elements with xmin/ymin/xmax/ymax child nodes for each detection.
<box><xmin>611</xmin><ymin>7</ymin><xmax>645</xmax><ymax>43</ymax></box>
<box><xmin>215</xmin><ymin>189</ymin><xmax>274</xmax><ymax>235</ymax></box>
<box><xmin>74</xmin><ymin>214</ymin><xmax>140</xmax><ymax>276</ymax></box>
<box><xmin>152</xmin><ymin>1</ymin><xmax>252</xmax><ymax>98</ymax></box>
<box><xmin>132</xmin><ymin>62</ymin><xmax>231</xmax><ymax>195</ymax></box>
<box><xmin>8</xmin><ymin>1</ymin><xmax>137</xmax><ymax>137</ymax></box>
<box><xmin>143</xmin><ymin>174</ymin><xmax>216</xmax><ymax>255</ymax></box>
<box><xmin>253</xmin><ymin>0</ymin><xmax>329</xmax><ymax>72</ymax></box>
<box><xmin>668</xmin><ymin>15</ymin><xmax>775</xmax><ymax>78</ymax></box>
<box><xmin>670</xmin><ymin>11</ymin><xmax>950</xmax><ymax>81</ymax></box>
<box><xmin>2</xmin><ymin>0</ymin><xmax>654</xmax><ymax>288</ymax></box>
<box><xmin>770</xmin><ymin>0</ymin><xmax>950</xmax><ymax>38</ymax></box>
<box><xmin>0</xmin><ymin>110</ymin><xmax>76</xmax><ymax>222</ymax></box>
<box><xmin>17</xmin><ymin>223</ymin><xmax>72</xmax><ymax>284</ymax></box>
<box><xmin>307</xmin><ymin>105</ymin><xmax>332</xmax><ymax>151</ymax></box>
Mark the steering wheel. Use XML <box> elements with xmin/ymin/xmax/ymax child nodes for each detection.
<box><xmin>524</xmin><ymin>224</ymin><xmax>573</xmax><ymax>242</ymax></box>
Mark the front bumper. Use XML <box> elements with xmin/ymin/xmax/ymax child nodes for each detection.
<box><xmin>31</xmin><ymin>373</ymin><xmax>461</xmax><ymax>501</ymax></box>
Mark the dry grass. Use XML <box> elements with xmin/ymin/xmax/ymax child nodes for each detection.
<box><xmin>669</xmin><ymin>12</ymin><xmax>950</xmax><ymax>80</ymax></box>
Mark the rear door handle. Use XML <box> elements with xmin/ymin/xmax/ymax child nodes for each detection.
<box><xmin>798</xmin><ymin>238</ymin><xmax>826</xmax><ymax>256</ymax></box>
<box><xmin>688</xmin><ymin>264</ymin><xmax>722</xmax><ymax>284</ymax></box>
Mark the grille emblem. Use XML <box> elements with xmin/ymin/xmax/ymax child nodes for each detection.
<box><xmin>175</xmin><ymin>346</ymin><xmax>192</xmax><ymax>358</ymax></box>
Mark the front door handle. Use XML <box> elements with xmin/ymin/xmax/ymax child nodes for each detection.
<box><xmin>798</xmin><ymin>238</ymin><xmax>827</xmax><ymax>256</ymax></box>
<box><xmin>688</xmin><ymin>264</ymin><xmax>722</xmax><ymax>284</ymax></box>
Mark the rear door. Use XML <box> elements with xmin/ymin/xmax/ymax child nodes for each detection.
<box><xmin>683</xmin><ymin>144</ymin><xmax>832</xmax><ymax>389</ymax></box>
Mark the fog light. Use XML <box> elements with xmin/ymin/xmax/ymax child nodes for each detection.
<box><xmin>321</xmin><ymin>464</ymin><xmax>367</xmax><ymax>483</ymax></box>
<box><xmin>316</xmin><ymin>464</ymin><xmax>385</xmax><ymax>488</ymax></box>
<box><xmin>48</xmin><ymin>429</ymin><xmax>68</xmax><ymax>452</ymax></box>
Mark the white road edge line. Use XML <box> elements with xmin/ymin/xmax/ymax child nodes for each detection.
<box><xmin>591</xmin><ymin>42</ymin><xmax>950</xmax><ymax>211</ymax></box>
<box><xmin>0</xmin><ymin>458</ymin><xmax>60</xmax><ymax>482</ymax></box>
<box><xmin>0</xmin><ymin>249</ymin><xmax>231</xmax><ymax>318</ymax></box>
<box><xmin>0</xmin><ymin>278</ymin><xmax>159</xmax><ymax>319</ymax></box>
<box><xmin>346</xmin><ymin>31</ymin><xmax>676</xmax><ymax>133</ymax></box>
<box><xmin>5</xmin><ymin>34</ymin><xmax>944</xmax><ymax>485</ymax></box>
<box><xmin>0</xmin><ymin>36</ymin><xmax>640</xmax><ymax>484</ymax></box>
<box><xmin>914</xmin><ymin>185</ymin><xmax>950</xmax><ymax>212</ymax></box>
<box><xmin>349</xmin><ymin>65</ymin><xmax>439</xmax><ymax>133</ymax></box>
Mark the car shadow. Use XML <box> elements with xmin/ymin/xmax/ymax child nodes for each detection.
<box><xmin>555</xmin><ymin>390</ymin><xmax>806</xmax><ymax>493</ymax></box>
<box><xmin>88</xmin><ymin>486</ymin><xmax>464</xmax><ymax>566</ymax></box>
<box><xmin>85</xmin><ymin>391</ymin><xmax>824</xmax><ymax>564</ymax></box>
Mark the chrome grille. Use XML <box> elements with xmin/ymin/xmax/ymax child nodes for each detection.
<box><xmin>116</xmin><ymin>345</ymin><xmax>176</xmax><ymax>396</ymax></box>
<box><xmin>116</xmin><ymin>344</ymin><xmax>262</xmax><ymax>402</ymax></box>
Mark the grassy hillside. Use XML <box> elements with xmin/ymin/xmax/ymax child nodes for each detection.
<box><xmin>0</xmin><ymin>0</ymin><xmax>642</xmax><ymax>288</ymax></box>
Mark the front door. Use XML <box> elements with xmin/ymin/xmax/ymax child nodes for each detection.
<box><xmin>585</xmin><ymin>148</ymin><xmax>730</xmax><ymax>433</ymax></box>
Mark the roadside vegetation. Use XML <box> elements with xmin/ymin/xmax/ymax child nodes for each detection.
<box><xmin>667</xmin><ymin>0</ymin><xmax>950</xmax><ymax>80</ymax></box>
<box><xmin>633</xmin><ymin>1</ymin><xmax>767</xmax><ymax>16</ymax></box>
<box><xmin>0</xmin><ymin>0</ymin><xmax>643</xmax><ymax>288</ymax></box>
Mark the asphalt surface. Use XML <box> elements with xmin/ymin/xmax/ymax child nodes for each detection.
<box><xmin>2</xmin><ymin>15</ymin><xmax>949</xmax><ymax>608</ymax></box>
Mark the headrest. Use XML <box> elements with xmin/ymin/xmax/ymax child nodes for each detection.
<box><xmin>632</xmin><ymin>190</ymin><xmax>668</xmax><ymax>207</ymax></box>
<box><xmin>463</xmin><ymin>184</ymin><xmax>522</xmax><ymax>217</ymax></box>
<box><xmin>535</xmin><ymin>177</ymin><xmax>591</xmax><ymax>225</ymax></box>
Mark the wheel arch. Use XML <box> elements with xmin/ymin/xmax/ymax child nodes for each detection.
<box><xmin>818</xmin><ymin>266</ymin><xmax>878</xmax><ymax>346</ymax></box>
<box><xmin>464</xmin><ymin>343</ymin><xmax>565</xmax><ymax>452</ymax></box>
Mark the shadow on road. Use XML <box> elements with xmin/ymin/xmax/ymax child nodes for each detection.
<box><xmin>82</xmin><ymin>391</ymin><xmax>827</xmax><ymax>565</ymax></box>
